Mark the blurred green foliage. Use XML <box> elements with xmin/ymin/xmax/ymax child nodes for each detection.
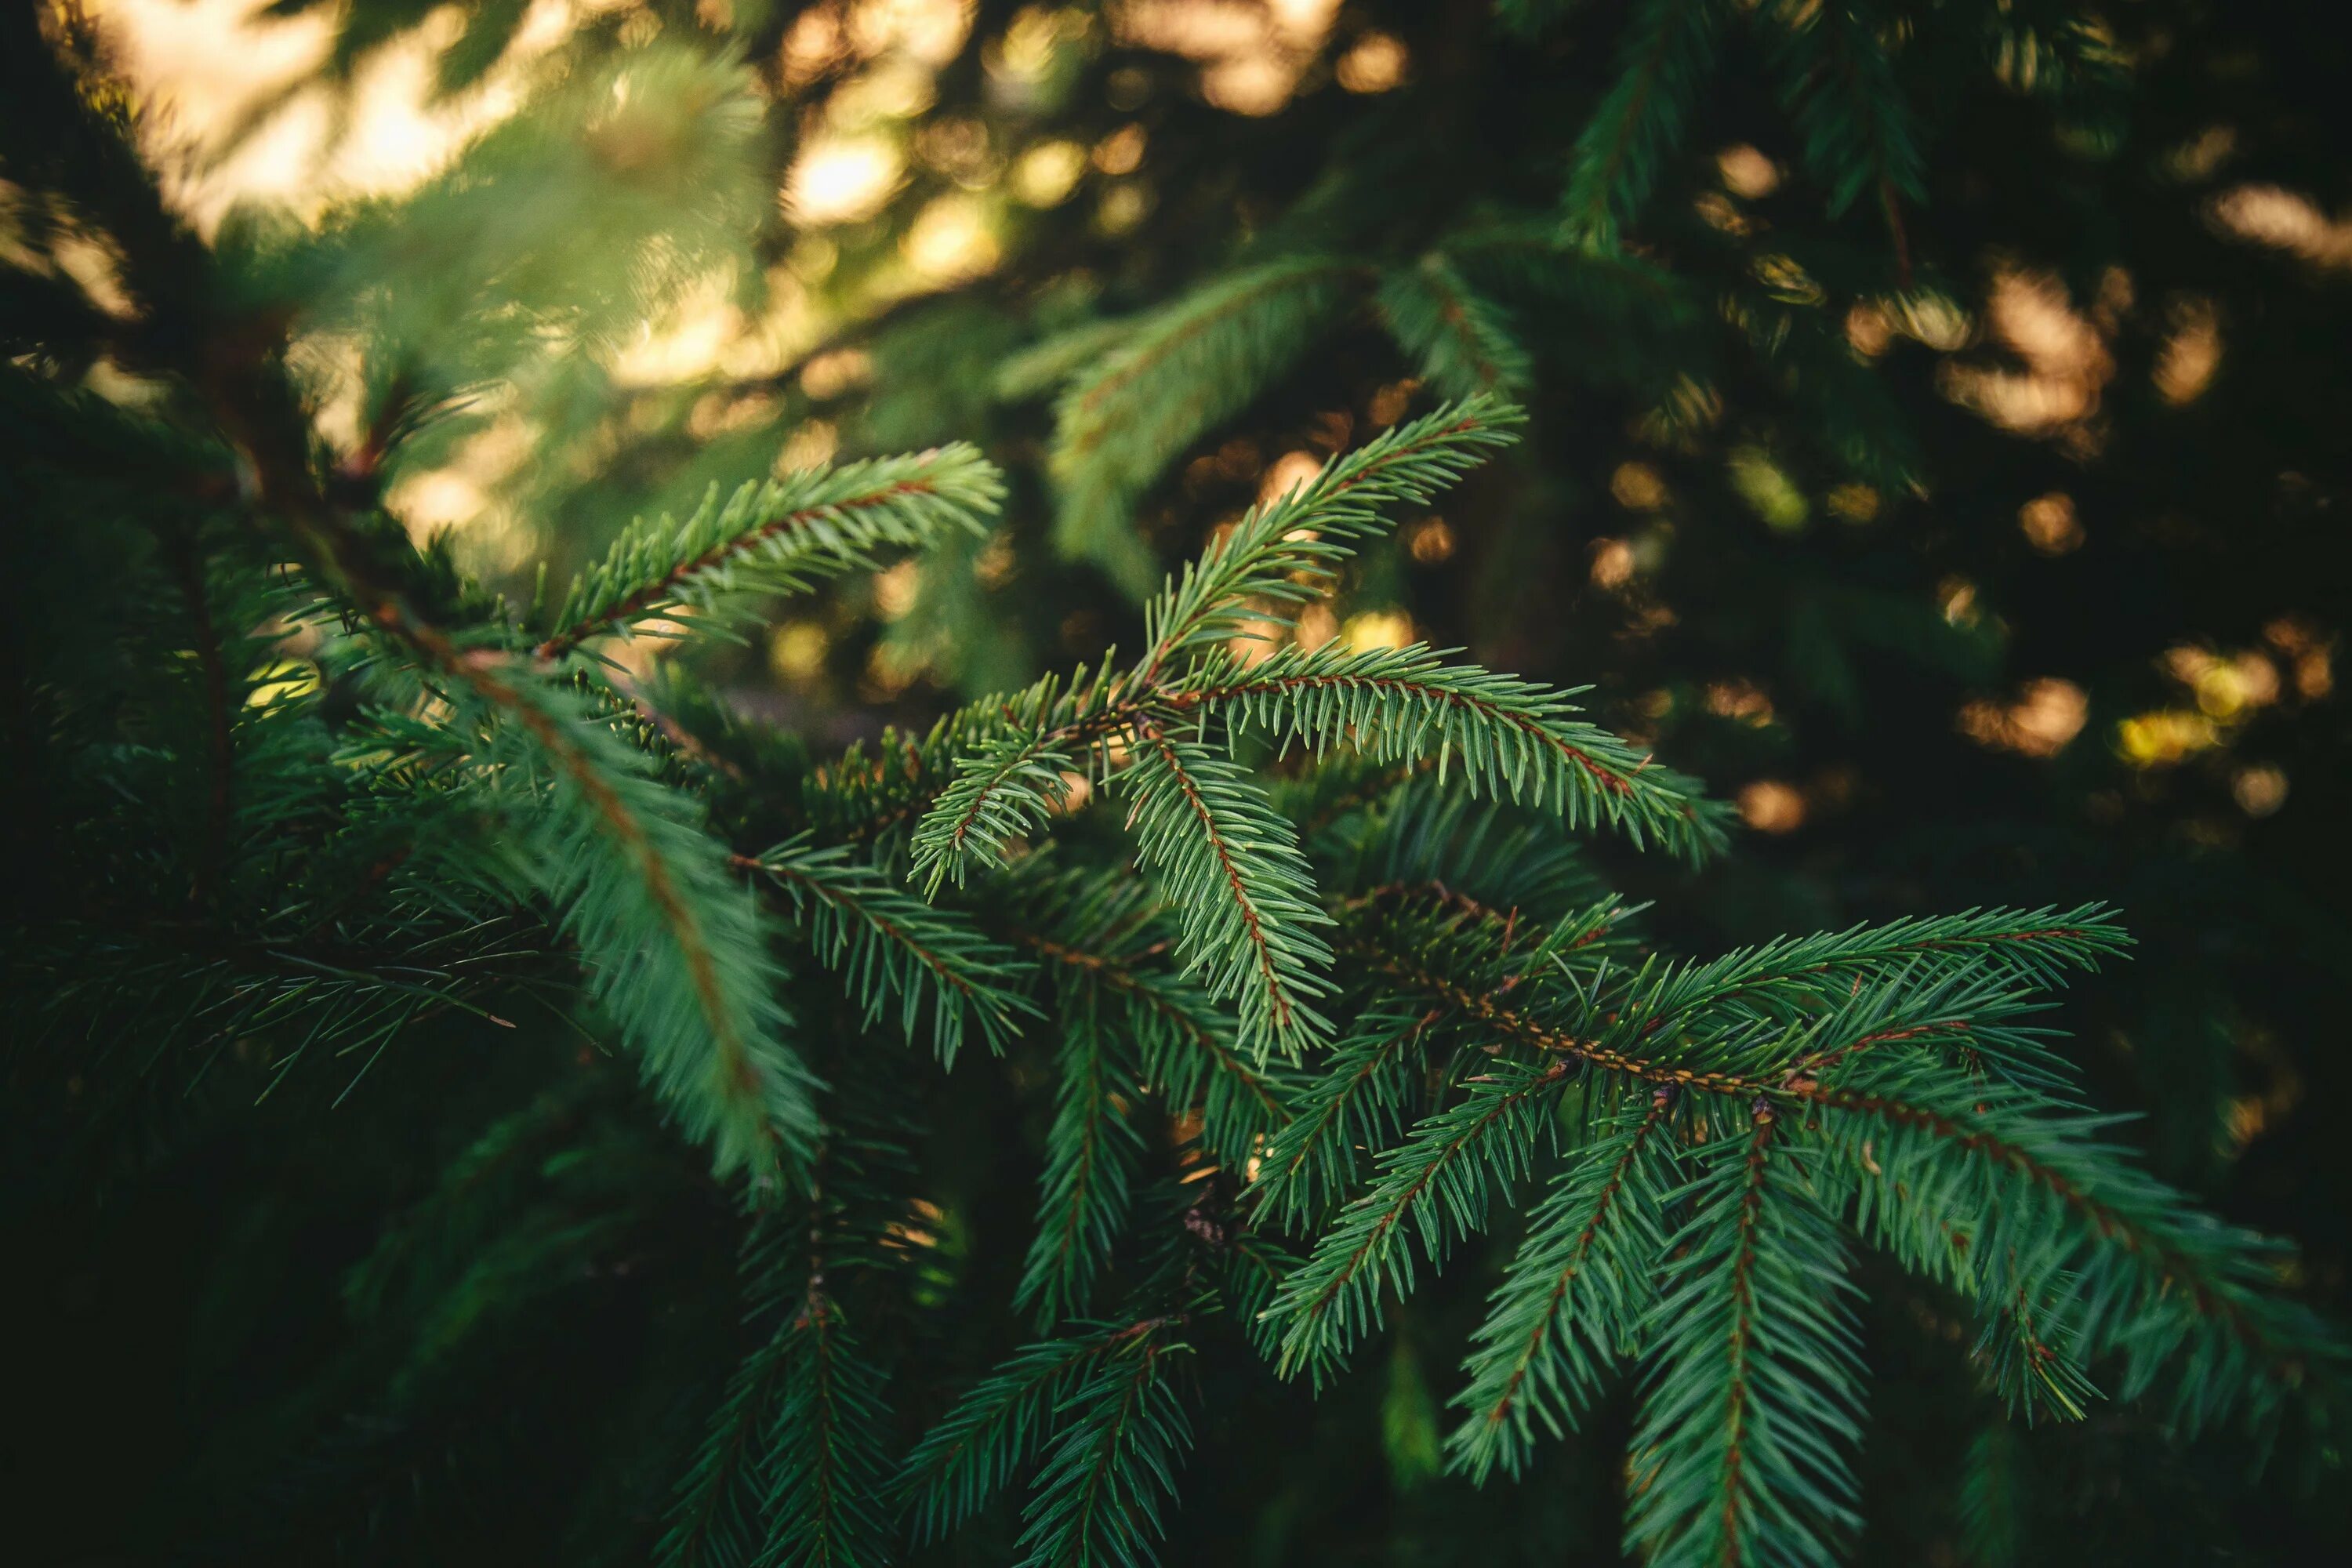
<box><xmin>6</xmin><ymin>1</ymin><xmax>2350</xmax><ymax>1563</ymax></box>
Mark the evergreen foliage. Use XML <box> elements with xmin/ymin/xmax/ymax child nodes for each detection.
<box><xmin>8</xmin><ymin>3</ymin><xmax>2350</xmax><ymax>1566</ymax></box>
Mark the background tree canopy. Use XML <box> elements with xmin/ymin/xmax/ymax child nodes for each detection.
<box><xmin>5</xmin><ymin>2</ymin><xmax>2348</xmax><ymax>1564</ymax></box>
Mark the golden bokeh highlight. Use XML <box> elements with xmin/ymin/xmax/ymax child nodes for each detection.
<box><xmin>1958</xmin><ymin>679</ymin><xmax>2088</xmax><ymax>759</ymax></box>
<box><xmin>1738</xmin><ymin>780</ymin><xmax>1806</xmax><ymax>833</ymax></box>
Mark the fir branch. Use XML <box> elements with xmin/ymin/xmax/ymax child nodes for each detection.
<box><xmin>804</xmin><ymin>713</ymin><xmax>985</xmax><ymax>848</ymax></box>
<box><xmin>1957</xmin><ymin>1421</ymin><xmax>2024</xmax><ymax>1568</ymax></box>
<box><xmin>1250</xmin><ymin>1006</ymin><xmax>1444</xmax><ymax>1229</ymax></box>
<box><xmin>895</xmin><ymin>1316</ymin><xmax>1182</xmax><ymax>1543</ymax></box>
<box><xmin>909</xmin><ymin>661</ymin><xmax>1121</xmax><ymax>890</ymax></box>
<box><xmin>1169</xmin><ymin>641</ymin><xmax>1730</xmax><ymax>861</ymax></box>
<box><xmin>1319</xmin><ymin>779</ymin><xmax>1591</xmax><ymax>909</ymax></box>
<box><xmin>1275</xmin><ymin>753</ymin><xmax>1437</xmax><ymax>839</ymax></box>
<box><xmin>1377</xmin><ymin>257</ymin><xmax>1534</xmax><ymax>398</ymax></box>
<box><xmin>1017</xmin><ymin>988</ymin><xmax>1148</xmax><ymax>1327</ymax></box>
<box><xmin>996</xmin><ymin>316</ymin><xmax>1140</xmax><ymax>403</ymax></box>
<box><xmin>1448</xmin><ymin>1092</ymin><xmax>1680</xmax><ymax>1482</ymax></box>
<box><xmin>1763</xmin><ymin>0</ymin><xmax>1928</xmax><ymax>270</ymax></box>
<box><xmin>678</xmin><ymin>1123</ymin><xmax>914</xmax><ymax>1568</ymax></box>
<box><xmin>911</xmin><ymin>720</ymin><xmax>1082</xmax><ymax>889</ymax></box>
<box><xmin>1123</xmin><ymin>720</ymin><xmax>1336</xmax><ymax>1061</ymax></box>
<box><xmin>659</xmin><ymin>1217</ymin><xmax>802</xmax><ymax>1568</ymax></box>
<box><xmin>452</xmin><ymin>665</ymin><xmax>819</xmax><ymax>1183</ymax></box>
<box><xmin>1012</xmin><ymin>924</ymin><xmax>1291</xmax><ymax>1161</ymax></box>
<box><xmin>660</xmin><ymin>1330</ymin><xmax>791</xmax><ymax>1568</ymax></box>
<box><xmin>1047</xmin><ymin>256</ymin><xmax>1367</xmax><ymax>593</ymax></box>
<box><xmin>735</xmin><ymin>838</ymin><xmax>1036</xmax><ymax>1067</ymax></box>
<box><xmin>1973</xmin><ymin>1290</ymin><xmax>2100</xmax><ymax>1426</ymax></box>
<box><xmin>760</xmin><ymin>1298</ymin><xmax>897</xmax><ymax>1568</ymax></box>
<box><xmin>914</xmin><ymin>400</ymin><xmax>1537</xmax><ymax>905</ymax></box>
<box><xmin>538</xmin><ymin>446</ymin><xmax>1002</xmax><ymax>660</ymax></box>
<box><xmin>1625</xmin><ymin>1112</ymin><xmax>1865</xmax><ymax>1568</ymax></box>
<box><xmin>1563</xmin><ymin>0</ymin><xmax>1724</xmax><ymax>249</ymax></box>
<box><xmin>1651</xmin><ymin>905</ymin><xmax>2129</xmax><ymax>1004</ymax></box>
<box><xmin>51</xmin><ymin>902</ymin><xmax>548</xmax><ymax>1095</ymax></box>
<box><xmin>1265</xmin><ymin>1059</ymin><xmax>1573</xmax><ymax>1383</ymax></box>
<box><xmin>1575</xmin><ymin>907</ymin><xmax>2125</xmax><ymax>1085</ymax></box>
<box><xmin>1798</xmin><ymin>1056</ymin><xmax>2339</xmax><ymax>1428</ymax></box>
<box><xmin>1345</xmin><ymin>934</ymin><xmax>1762</xmax><ymax>1098</ymax></box>
<box><xmin>1134</xmin><ymin>397</ymin><xmax>1523</xmax><ymax>682</ymax></box>
<box><xmin>1011</xmin><ymin>1338</ymin><xmax>1195</xmax><ymax>1568</ymax></box>
<box><xmin>147</xmin><ymin>266</ymin><xmax>820</xmax><ymax>1181</ymax></box>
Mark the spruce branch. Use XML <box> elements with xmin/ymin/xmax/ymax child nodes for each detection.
<box><xmin>1170</xmin><ymin>641</ymin><xmax>1730</xmax><ymax>861</ymax></box>
<box><xmin>1123</xmin><ymin>720</ymin><xmax>1337</xmax><ymax>1061</ymax></box>
<box><xmin>895</xmin><ymin>1316</ymin><xmax>1184</xmax><ymax>1544</ymax></box>
<box><xmin>909</xmin><ymin>659</ymin><xmax>1123</xmax><ymax>891</ymax></box>
<box><xmin>1133</xmin><ymin>397</ymin><xmax>1523</xmax><ymax>682</ymax></box>
<box><xmin>659</xmin><ymin>1216</ymin><xmax>802</xmax><ymax>1568</ymax></box>
<box><xmin>1448</xmin><ymin>1092</ymin><xmax>1680</xmax><ymax>1482</ymax></box>
<box><xmin>1800</xmin><ymin>1055</ymin><xmax>2340</xmax><ymax>1428</ymax></box>
<box><xmin>671</xmin><ymin>1106</ymin><xmax>918</xmax><ymax>1568</ymax></box>
<box><xmin>84</xmin><ymin>151</ymin><xmax>824</xmax><ymax>1182</ymax></box>
<box><xmin>1265</xmin><ymin>1058</ymin><xmax>1573</xmax><ymax>1383</ymax></box>
<box><xmin>537</xmin><ymin>446</ymin><xmax>1002</xmax><ymax>660</ymax></box>
<box><xmin>1250</xmin><ymin>1006</ymin><xmax>1444</xmax><ymax>1229</ymax></box>
<box><xmin>1017</xmin><ymin>988</ymin><xmax>1149</xmax><ymax>1327</ymax></box>
<box><xmin>1973</xmin><ymin>1290</ymin><xmax>2101</xmax><ymax>1426</ymax></box>
<box><xmin>149</xmin><ymin>434</ymin><xmax>812</xmax><ymax>1187</ymax></box>
<box><xmin>1044</xmin><ymin>256</ymin><xmax>1367</xmax><ymax>593</ymax></box>
<box><xmin>1563</xmin><ymin>0</ymin><xmax>1725</xmax><ymax>249</ymax></box>
<box><xmin>1762</xmin><ymin>0</ymin><xmax>1928</xmax><ymax>271</ymax></box>
<box><xmin>759</xmin><ymin>1298</ymin><xmax>898</xmax><ymax>1568</ymax></box>
<box><xmin>913</xmin><ymin>400</ymin><xmax>1537</xmax><ymax>906</ymax></box>
<box><xmin>1957</xmin><ymin>1421</ymin><xmax>2024</xmax><ymax>1568</ymax></box>
<box><xmin>1010</xmin><ymin>913</ymin><xmax>1292</xmax><ymax>1163</ymax></box>
<box><xmin>450</xmin><ymin>666</ymin><xmax>820</xmax><ymax>1183</ymax></box>
<box><xmin>1011</xmin><ymin>1337</ymin><xmax>1196</xmax><ymax>1568</ymax></box>
<box><xmin>1625</xmin><ymin>1113</ymin><xmax>1865</xmax><ymax>1568</ymax></box>
<box><xmin>45</xmin><ymin>902</ymin><xmax>549</xmax><ymax>1097</ymax></box>
<box><xmin>736</xmin><ymin>837</ymin><xmax>1036</xmax><ymax>1067</ymax></box>
<box><xmin>1377</xmin><ymin>257</ymin><xmax>1534</xmax><ymax>398</ymax></box>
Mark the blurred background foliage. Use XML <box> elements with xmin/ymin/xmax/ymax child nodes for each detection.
<box><xmin>8</xmin><ymin>0</ymin><xmax>2350</xmax><ymax>1561</ymax></box>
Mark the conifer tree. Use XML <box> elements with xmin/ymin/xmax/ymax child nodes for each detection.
<box><xmin>6</xmin><ymin>4</ymin><xmax>2347</xmax><ymax>1566</ymax></box>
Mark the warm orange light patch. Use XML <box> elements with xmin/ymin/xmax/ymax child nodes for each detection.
<box><xmin>1115</xmin><ymin>0</ymin><xmax>1339</xmax><ymax>117</ymax></box>
<box><xmin>1610</xmin><ymin>462</ymin><xmax>1668</xmax><ymax>511</ymax></box>
<box><xmin>1588</xmin><ymin>538</ymin><xmax>1635</xmax><ymax>590</ymax></box>
<box><xmin>2233</xmin><ymin>765</ymin><xmax>2289</xmax><ymax>818</ymax></box>
<box><xmin>1094</xmin><ymin>124</ymin><xmax>1148</xmax><ymax>174</ymax></box>
<box><xmin>1958</xmin><ymin>679</ymin><xmax>2087</xmax><ymax>759</ymax></box>
<box><xmin>1738</xmin><ymin>781</ymin><xmax>1806</xmax><ymax>833</ymax></box>
<box><xmin>1939</xmin><ymin>265</ymin><xmax>2114</xmax><ymax>445</ymax></box>
<box><xmin>2210</xmin><ymin>183</ymin><xmax>2352</xmax><ymax>271</ymax></box>
<box><xmin>1337</xmin><ymin>32</ymin><xmax>1408</xmax><ymax>94</ymax></box>
<box><xmin>2161</xmin><ymin>645</ymin><xmax>2281</xmax><ymax>720</ymax></box>
<box><xmin>1718</xmin><ymin>144</ymin><xmax>1780</xmax><ymax>199</ymax></box>
<box><xmin>1258</xmin><ymin>449</ymin><xmax>1323</xmax><ymax>504</ymax></box>
<box><xmin>1405</xmin><ymin>517</ymin><xmax>1455</xmax><ymax>564</ymax></box>
<box><xmin>2018</xmin><ymin>492</ymin><xmax>2084</xmax><ymax>556</ymax></box>
<box><xmin>1704</xmin><ymin>680</ymin><xmax>1774</xmax><ymax>728</ymax></box>
<box><xmin>2154</xmin><ymin>296</ymin><xmax>2223</xmax><ymax>405</ymax></box>
<box><xmin>2263</xmin><ymin>615</ymin><xmax>2335</xmax><ymax>699</ymax></box>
